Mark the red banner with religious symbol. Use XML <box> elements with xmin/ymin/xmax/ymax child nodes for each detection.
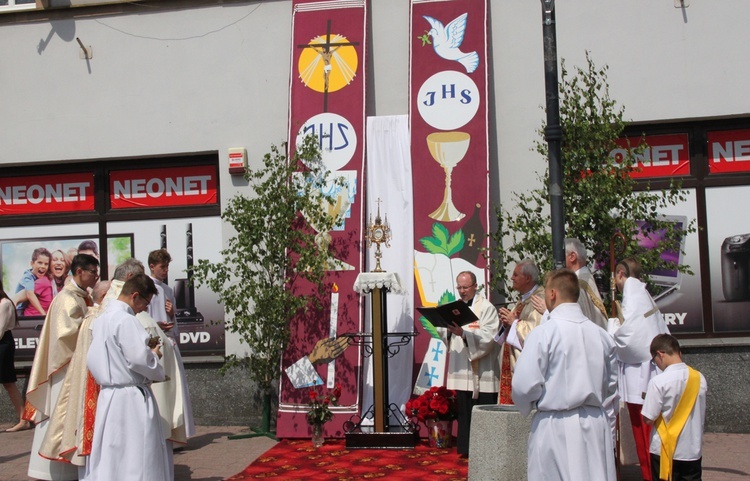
<box><xmin>410</xmin><ymin>0</ymin><xmax>490</xmax><ymax>393</ymax></box>
<box><xmin>278</xmin><ymin>0</ymin><xmax>367</xmax><ymax>438</ymax></box>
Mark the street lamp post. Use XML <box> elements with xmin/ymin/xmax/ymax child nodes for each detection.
<box><xmin>540</xmin><ymin>0</ymin><xmax>566</xmax><ymax>269</ymax></box>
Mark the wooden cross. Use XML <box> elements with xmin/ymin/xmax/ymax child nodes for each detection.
<box><xmin>297</xmin><ymin>20</ymin><xmax>359</xmax><ymax>112</ymax></box>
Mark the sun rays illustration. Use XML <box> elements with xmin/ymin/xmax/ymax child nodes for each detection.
<box><xmin>298</xmin><ymin>33</ymin><xmax>358</xmax><ymax>94</ymax></box>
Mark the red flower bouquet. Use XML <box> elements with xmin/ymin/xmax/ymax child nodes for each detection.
<box><xmin>405</xmin><ymin>386</ymin><xmax>458</xmax><ymax>423</ymax></box>
<box><xmin>306</xmin><ymin>384</ymin><xmax>341</xmax><ymax>426</ymax></box>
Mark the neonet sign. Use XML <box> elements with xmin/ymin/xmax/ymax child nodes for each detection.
<box><xmin>708</xmin><ymin>128</ymin><xmax>750</xmax><ymax>174</ymax></box>
<box><xmin>610</xmin><ymin>133</ymin><xmax>690</xmax><ymax>179</ymax></box>
<box><xmin>0</xmin><ymin>165</ymin><xmax>217</xmax><ymax>216</ymax></box>
<box><xmin>109</xmin><ymin>165</ymin><xmax>217</xmax><ymax>209</ymax></box>
<box><xmin>0</xmin><ymin>172</ymin><xmax>95</xmax><ymax>215</ymax></box>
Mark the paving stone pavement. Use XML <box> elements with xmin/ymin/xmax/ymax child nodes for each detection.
<box><xmin>1</xmin><ymin>423</ymin><xmax>748</xmax><ymax>480</ymax></box>
<box><xmin>0</xmin><ymin>424</ymin><xmax>276</xmax><ymax>481</ymax></box>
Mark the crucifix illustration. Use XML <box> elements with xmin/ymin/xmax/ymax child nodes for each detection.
<box><xmin>297</xmin><ymin>20</ymin><xmax>360</xmax><ymax>112</ymax></box>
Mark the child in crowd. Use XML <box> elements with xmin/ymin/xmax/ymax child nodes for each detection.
<box><xmin>14</xmin><ymin>247</ymin><xmax>52</xmax><ymax>316</ymax></box>
<box><xmin>642</xmin><ymin>334</ymin><xmax>707</xmax><ymax>481</ymax></box>
<box><xmin>24</xmin><ymin>272</ymin><xmax>53</xmax><ymax>317</ymax></box>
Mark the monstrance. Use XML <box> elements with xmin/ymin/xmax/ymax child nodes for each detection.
<box><xmin>366</xmin><ymin>198</ymin><xmax>392</xmax><ymax>272</ymax></box>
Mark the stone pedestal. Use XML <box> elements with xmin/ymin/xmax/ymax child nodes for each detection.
<box><xmin>468</xmin><ymin>404</ymin><xmax>531</xmax><ymax>481</ymax></box>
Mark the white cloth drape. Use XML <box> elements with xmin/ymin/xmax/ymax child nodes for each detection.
<box><xmin>362</xmin><ymin>115</ymin><xmax>414</xmax><ymax>424</ymax></box>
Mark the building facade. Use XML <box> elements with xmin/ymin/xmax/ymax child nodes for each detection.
<box><xmin>1</xmin><ymin>0</ymin><xmax>748</xmax><ymax>433</ymax></box>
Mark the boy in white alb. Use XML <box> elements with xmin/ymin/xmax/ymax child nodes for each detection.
<box><xmin>642</xmin><ymin>334</ymin><xmax>707</xmax><ymax>481</ymax></box>
<box><xmin>147</xmin><ymin>249</ymin><xmax>195</xmax><ymax>443</ymax></box>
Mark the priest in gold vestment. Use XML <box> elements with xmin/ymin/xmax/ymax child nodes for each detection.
<box><xmin>496</xmin><ymin>259</ymin><xmax>544</xmax><ymax>405</ymax></box>
<box><xmin>25</xmin><ymin>254</ymin><xmax>99</xmax><ymax>481</ymax></box>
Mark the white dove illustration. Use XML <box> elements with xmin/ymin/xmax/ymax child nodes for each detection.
<box><xmin>423</xmin><ymin>13</ymin><xmax>479</xmax><ymax>74</ymax></box>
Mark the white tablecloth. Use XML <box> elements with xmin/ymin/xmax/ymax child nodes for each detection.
<box><xmin>353</xmin><ymin>272</ymin><xmax>406</xmax><ymax>295</ymax></box>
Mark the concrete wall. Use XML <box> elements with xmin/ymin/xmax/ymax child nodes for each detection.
<box><xmin>5</xmin><ymin>1</ymin><xmax>748</xmax><ymax>224</ymax></box>
<box><xmin>682</xmin><ymin>346</ymin><xmax>750</xmax><ymax>433</ymax></box>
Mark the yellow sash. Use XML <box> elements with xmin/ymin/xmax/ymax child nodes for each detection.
<box><xmin>654</xmin><ymin>367</ymin><xmax>701</xmax><ymax>481</ymax></box>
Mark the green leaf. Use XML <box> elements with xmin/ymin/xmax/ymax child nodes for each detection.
<box><xmin>419</xmin><ymin>316</ymin><xmax>441</xmax><ymax>339</ymax></box>
<box><xmin>419</xmin><ymin>223</ymin><xmax>467</xmax><ymax>257</ymax></box>
<box><xmin>419</xmin><ymin>237</ymin><xmax>447</xmax><ymax>255</ymax></box>
<box><xmin>432</xmin><ymin>223</ymin><xmax>450</xmax><ymax>247</ymax></box>
<box><xmin>445</xmin><ymin>230</ymin><xmax>465</xmax><ymax>257</ymax></box>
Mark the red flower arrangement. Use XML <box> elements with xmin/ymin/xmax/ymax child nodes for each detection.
<box><xmin>405</xmin><ymin>386</ymin><xmax>458</xmax><ymax>423</ymax></box>
<box><xmin>306</xmin><ymin>384</ymin><xmax>341</xmax><ymax>426</ymax></box>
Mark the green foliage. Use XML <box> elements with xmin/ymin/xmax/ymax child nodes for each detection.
<box><xmin>490</xmin><ymin>52</ymin><xmax>694</xmax><ymax>305</ymax></box>
<box><xmin>419</xmin><ymin>223</ymin><xmax>465</xmax><ymax>257</ymax></box>
<box><xmin>192</xmin><ymin>136</ymin><xmax>341</xmax><ymax>394</ymax></box>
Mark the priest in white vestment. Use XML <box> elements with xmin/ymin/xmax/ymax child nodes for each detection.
<box><xmin>84</xmin><ymin>273</ymin><xmax>170</xmax><ymax>481</ymax></box>
<box><xmin>438</xmin><ymin>271</ymin><xmax>500</xmax><ymax>457</ymax></box>
<box><xmin>38</xmin><ymin>292</ymin><xmax>103</xmax><ymax>473</ymax></box>
<box><xmin>25</xmin><ymin>254</ymin><xmax>99</xmax><ymax>481</ymax></box>
<box><xmin>513</xmin><ymin>269</ymin><xmax>618</xmax><ymax>481</ymax></box>
<box><xmin>612</xmin><ymin>257</ymin><xmax>670</xmax><ymax>481</ymax></box>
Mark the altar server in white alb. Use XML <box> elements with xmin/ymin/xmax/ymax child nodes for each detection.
<box><xmin>612</xmin><ymin>257</ymin><xmax>670</xmax><ymax>481</ymax></box>
<box><xmin>512</xmin><ymin>269</ymin><xmax>618</xmax><ymax>481</ymax></box>
<box><xmin>84</xmin><ymin>274</ymin><xmax>170</xmax><ymax>481</ymax></box>
<box><xmin>147</xmin><ymin>249</ymin><xmax>196</xmax><ymax>441</ymax></box>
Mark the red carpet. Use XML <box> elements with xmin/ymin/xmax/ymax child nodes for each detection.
<box><xmin>226</xmin><ymin>439</ymin><xmax>468</xmax><ymax>480</ymax></box>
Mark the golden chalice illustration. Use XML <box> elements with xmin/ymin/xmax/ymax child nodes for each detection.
<box><xmin>427</xmin><ymin>131</ymin><xmax>471</xmax><ymax>222</ymax></box>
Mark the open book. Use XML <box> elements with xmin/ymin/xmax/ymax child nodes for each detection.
<box><xmin>417</xmin><ymin>300</ymin><xmax>478</xmax><ymax>329</ymax></box>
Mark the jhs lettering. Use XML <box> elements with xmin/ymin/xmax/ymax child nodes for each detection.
<box><xmin>422</xmin><ymin>84</ymin><xmax>473</xmax><ymax>106</ymax></box>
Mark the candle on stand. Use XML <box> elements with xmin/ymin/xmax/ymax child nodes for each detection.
<box><xmin>327</xmin><ymin>283</ymin><xmax>339</xmax><ymax>389</ymax></box>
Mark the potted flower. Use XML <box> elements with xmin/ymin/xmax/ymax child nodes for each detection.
<box><xmin>306</xmin><ymin>384</ymin><xmax>341</xmax><ymax>447</ymax></box>
<box><xmin>405</xmin><ymin>386</ymin><xmax>458</xmax><ymax>448</ymax></box>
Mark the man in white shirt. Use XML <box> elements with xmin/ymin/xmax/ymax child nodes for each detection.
<box><xmin>147</xmin><ymin>248</ymin><xmax>195</xmax><ymax>444</ymax></box>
